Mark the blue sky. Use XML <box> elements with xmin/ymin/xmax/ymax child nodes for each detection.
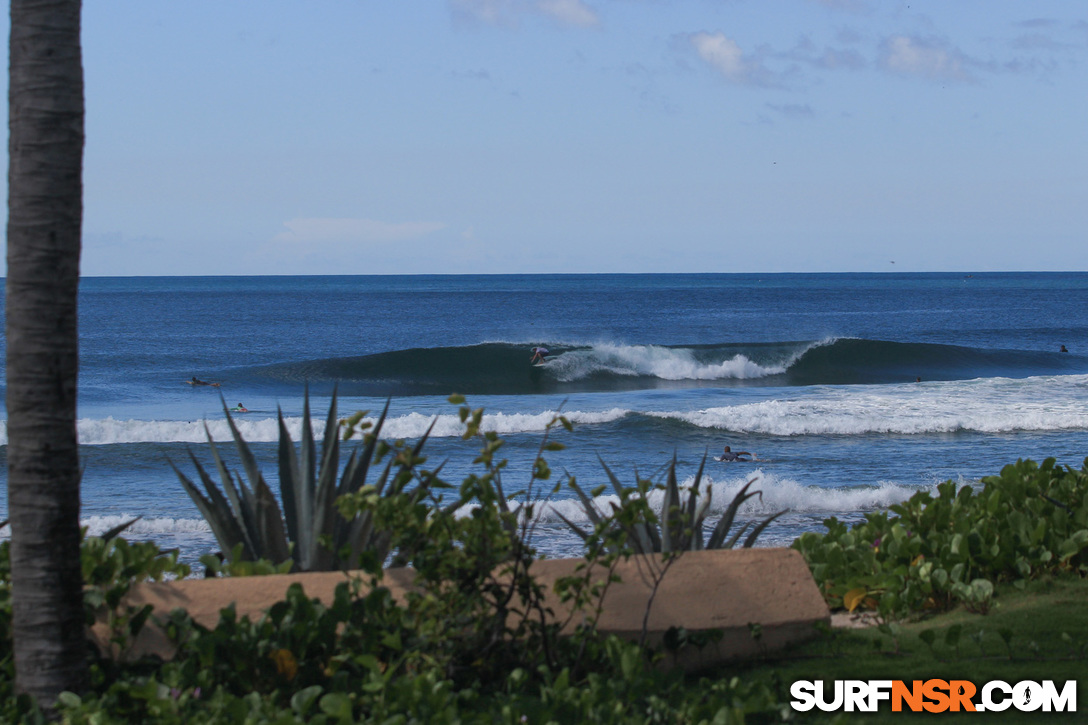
<box><xmin>4</xmin><ymin>0</ymin><xmax>1087</xmax><ymax>275</ymax></box>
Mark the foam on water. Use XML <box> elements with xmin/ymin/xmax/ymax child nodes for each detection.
<box><xmin>3</xmin><ymin>373</ymin><xmax>1086</xmax><ymax>445</ymax></box>
<box><xmin>546</xmin><ymin>342</ymin><xmax>797</xmax><ymax>382</ymax></box>
<box><xmin>373</xmin><ymin>408</ymin><xmax>630</xmax><ymax>439</ymax></box>
<box><xmin>0</xmin><ymin>515</ymin><xmax>212</xmax><ymax>541</ymax></box>
<box><xmin>540</xmin><ymin>469</ymin><xmax>923</xmax><ymax>524</ymax></box>
<box><xmin>0</xmin><ymin>409</ymin><xmax>633</xmax><ymax>445</ymax></box>
<box><xmin>0</xmin><ymin>473</ymin><xmax>949</xmax><ymax>563</ymax></box>
<box><xmin>650</xmin><ymin>374</ymin><xmax>1088</xmax><ymax>435</ymax></box>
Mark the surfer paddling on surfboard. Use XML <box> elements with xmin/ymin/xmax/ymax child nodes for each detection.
<box><xmin>530</xmin><ymin>346</ymin><xmax>550</xmax><ymax>365</ymax></box>
<box><xmin>716</xmin><ymin>445</ymin><xmax>754</xmax><ymax>462</ymax></box>
<box><xmin>188</xmin><ymin>376</ymin><xmax>220</xmax><ymax>387</ymax></box>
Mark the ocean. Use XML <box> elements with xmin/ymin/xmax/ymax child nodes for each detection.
<box><xmin>2</xmin><ymin>272</ymin><xmax>1087</xmax><ymax>566</ymax></box>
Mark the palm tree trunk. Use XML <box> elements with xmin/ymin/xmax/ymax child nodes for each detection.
<box><xmin>6</xmin><ymin>0</ymin><xmax>86</xmax><ymax>707</ymax></box>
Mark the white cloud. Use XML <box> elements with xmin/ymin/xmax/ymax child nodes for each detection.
<box><xmin>688</xmin><ymin>32</ymin><xmax>790</xmax><ymax>88</ymax></box>
<box><xmin>449</xmin><ymin>0</ymin><xmax>598</xmax><ymax>29</ymax></box>
<box><xmin>274</xmin><ymin>218</ymin><xmax>446</xmax><ymax>245</ymax></box>
<box><xmin>690</xmin><ymin>32</ymin><xmax>748</xmax><ymax>82</ymax></box>
<box><xmin>538</xmin><ymin>0</ymin><xmax>598</xmax><ymax>28</ymax></box>
<box><xmin>880</xmin><ymin>35</ymin><xmax>971</xmax><ymax>82</ymax></box>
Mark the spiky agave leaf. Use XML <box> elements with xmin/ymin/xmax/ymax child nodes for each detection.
<box><xmin>177</xmin><ymin>392</ymin><xmax>442</xmax><ymax>572</ymax></box>
<box><xmin>569</xmin><ymin>479</ymin><xmax>606</xmax><ymax>528</ymax></box>
<box><xmin>609</xmin><ymin>500</ymin><xmax>658</xmax><ymax>555</ymax></box>
<box><xmin>209</xmin><ymin>410</ymin><xmax>282</xmax><ymax>561</ymax></box>
<box><xmin>280</xmin><ymin>392</ymin><xmax>317</xmax><ymax>567</ymax></box>
<box><xmin>338</xmin><ymin>417</ymin><xmax>443</xmax><ymax>569</ymax></box>
<box><xmin>742</xmin><ymin>509</ymin><xmax>788</xmax><ymax>548</ymax></box>
<box><xmin>628</xmin><ymin>473</ymin><xmax>662</xmax><ymax>554</ymax></box>
<box><xmin>340</xmin><ymin>456</ymin><xmax>399</xmax><ymax>569</ymax></box>
<box><xmin>275</xmin><ymin>388</ymin><xmax>336</xmax><ymax>570</ymax></box>
<box><xmin>690</xmin><ymin>490</ymin><xmax>712</xmax><ymax>552</ymax></box>
<box><xmin>597</xmin><ymin>454</ymin><xmax>627</xmax><ymax>498</ymax></box>
<box><xmin>308</xmin><ymin>392</ymin><xmax>343</xmax><ymax>571</ymax></box>
<box><xmin>705</xmin><ymin>478</ymin><xmax>762</xmax><ymax>550</ymax></box>
<box><xmin>551</xmin><ymin>507</ymin><xmax>592</xmax><ymax>542</ymax></box>
<box><xmin>298</xmin><ymin>391</ymin><xmax>317</xmax><ymax>557</ymax></box>
<box><xmin>706</xmin><ymin>483</ymin><xmax>787</xmax><ymax>550</ymax></box>
<box><xmin>100</xmin><ymin>516</ymin><xmax>141</xmax><ymax>542</ymax></box>
<box><xmin>335</xmin><ymin>399</ymin><xmax>390</xmax><ymax>499</ymax></box>
<box><xmin>190</xmin><ymin>446</ymin><xmax>258</xmax><ymax>555</ymax></box>
<box><xmin>171</xmin><ymin>456</ymin><xmax>252</xmax><ymax>560</ymax></box>
<box><xmin>393</xmin><ymin>418</ymin><xmax>437</xmax><ymax>494</ymax></box>
<box><xmin>550</xmin><ymin>476</ymin><xmax>619</xmax><ymax>548</ymax></box>
<box><xmin>658</xmin><ymin>451</ymin><xmax>714</xmax><ymax>553</ymax></box>
<box><xmin>201</xmin><ymin>423</ymin><xmax>254</xmax><ymax>546</ymax></box>
<box><xmin>277</xmin><ymin>409</ymin><xmax>302</xmax><ymax>555</ymax></box>
<box><xmin>561</xmin><ymin>454</ymin><xmax>786</xmax><ymax>556</ymax></box>
<box><xmin>253</xmin><ymin>476</ymin><xmax>291</xmax><ymax>564</ymax></box>
<box><xmin>660</xmin><ymin>458</ymin><xmax>677</xmax><ymax>553</ymax></box>
<box><xmin>721</xmin><ymin>520</ymin><xmax>754</xmax><ymax>550</ymax></box>
<box><xmin>492</xmin><ymin>469</ymin><xmax>526</xmax><ymax>541</ymax></box>
<box><xmin>590</xmin><ymin>454</ymin><xmax>660</xmax><ymax>553</ymax></box>
<box><xmin>207</xmin><ymin>416</ymin><xmax>291</xmax><ymax>563</ymax></box>
<box><xmin>221</xmin><ymin>400</ymin><xmax>269</xmax><ymax>504</ymax></box>
<box><xmin>686</xmin><ymin>452</ymin><xmax>711</xmax><ymax>551</ymax></box>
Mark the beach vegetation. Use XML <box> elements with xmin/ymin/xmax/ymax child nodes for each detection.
<box><xmin>555</xmin><ymin>452</ymin><xmax>787</xmax><ymax>554</ymax></box>
<box><xmin>794</xmin><ymin>457</ymin><xmax>1088</xmax><ymax>617</ymax></box>
<box><xmin>4</xmin><ymin>392</ymin><xmax>1087</xmax><ymax>720</ymax></box>
<box><xmin>0</xmin><ymin>399</ymin><xmax>794</xmax><ymax>722</ymax></box>
<box><xmin>79</xmin><ymin>519</ymin><xmax>191</xmax><ymax>659</ymax></box>
<box><xmin>172</xmin><ymin>392</ymin><xmax>445</xmax><ymax>573</ymax></box>
<box><xmin>4</xmin><ymin>514</ymin><xmax>1088</xmax><ymax>721</ymax></box>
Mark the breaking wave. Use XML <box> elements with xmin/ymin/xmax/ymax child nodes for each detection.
<box><xmin>222</xmin><ymin>338</ymin><xmax>1083</xmax><ymax>396</ymax></box>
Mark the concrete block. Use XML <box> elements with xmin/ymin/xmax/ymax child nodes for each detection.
<box><xmin>90</xmin><ymin>548</ymin><xmax>828</xmax><ymax>671</ymax></box>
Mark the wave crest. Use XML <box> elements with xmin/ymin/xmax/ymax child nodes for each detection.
<box><xmin>547</xmin><ymin>343</ymin><xmax>791</xmax><ymax>382</ymax></box>
<box><xmin>229</xmin><ymin>338</ymin><xmax>1080</xmax><ymax>396</ymax></box>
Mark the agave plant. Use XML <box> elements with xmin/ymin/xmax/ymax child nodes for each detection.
<box><xmin>554</xmin><ymin>452</ymin><xmax>786</xmax><ymax>554</ymax></box>
<box><xmin>173</xmin><ymin>390</ymin><xmax>436</xmax><ymax>572</ymax></box>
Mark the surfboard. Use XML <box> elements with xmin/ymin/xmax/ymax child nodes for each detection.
<box><xmin>185</xmin><ymin>380</ymin><xmax>220</xmax><ymax>387</ymax></box>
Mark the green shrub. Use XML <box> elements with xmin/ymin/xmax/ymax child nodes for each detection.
<box><xmin>794</xmin><ymin>457</ymin><xmax>1088</xmax><ymax>616</ymax></box>
<box><xmin>1</xmin><ymin>399</ymin><xmax>794</xmax><ymax>723</ymax></box>
<box><xmin>9</xmin><ymin>417</ymin><xmax>1083</xmax><ymax>722</ymax></box>
<box><xmin>0</xmin><ymin>520</ymin><xmax>191</xmax><ymax>723</ymax></box>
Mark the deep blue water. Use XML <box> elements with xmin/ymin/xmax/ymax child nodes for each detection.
<box><xmin>3</xmin><ymin>272</ymin><xmax>1088</xmax><ymax>563</ymax></box>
